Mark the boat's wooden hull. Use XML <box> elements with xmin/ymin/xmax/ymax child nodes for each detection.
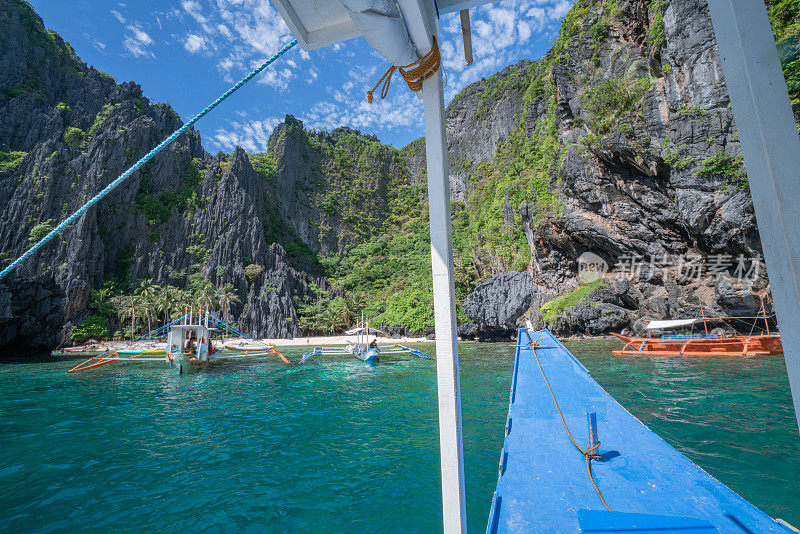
<box><xmin>611</xmin><ymin>332</ymin><xmax>783</xmax><ymax>356</ymax></box>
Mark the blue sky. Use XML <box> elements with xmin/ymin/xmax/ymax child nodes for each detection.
<box><xmin>30</xmin><ymin>0</ymin><xmax>572</xmax><ymax>151</ymax></box>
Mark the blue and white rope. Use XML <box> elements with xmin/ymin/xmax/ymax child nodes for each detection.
<box><xmin>0</xmin><ymin>39</ymin><xmax>298</xmax><ymax>282</ymax></box>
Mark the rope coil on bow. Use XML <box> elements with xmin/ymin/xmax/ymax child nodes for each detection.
<box><xmin>367</xmin><ymin>36</ymin><xmax>441</xmax><ymax>103</ymax></box>
<box><xmin>526</xmin><ymin>334</ymin><xmax>612</xmax><ymax>511</ymax></box>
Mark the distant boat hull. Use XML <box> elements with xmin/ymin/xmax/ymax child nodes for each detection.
<box><xmin>224</xmin><ymin>342</ymin><xmax>270</xmax><ymax>352</ymax></box>
<box><xmin>353</xmin><ymin>349</ymin><xmax>381</xmax><ymax>363</ymax></box>
<box><xmin>611</xmin><ymin>332</ymin><xmax>783</xmax><ymax>356</ymax></box>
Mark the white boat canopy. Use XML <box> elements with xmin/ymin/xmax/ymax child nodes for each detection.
<box><xmin>644</xmin><ymin>319</ymin><xmax>700</xmax><ymax>330</ymax></box>
<box><xmin>344</xmin><ymin>326</ymin><xmax>384</xmax><ymax>335</ymax></box>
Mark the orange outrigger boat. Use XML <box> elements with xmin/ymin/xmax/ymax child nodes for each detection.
<box><xmin>612</xmin><ymin>298</ymin><xmax>783</xmax><ymax>357</ymax></box>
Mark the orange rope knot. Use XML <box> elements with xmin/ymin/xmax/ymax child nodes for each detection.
<box><xmin>367</xmin><ymin>36</ymin><xmax>441</xmax><ymax>103</ymax></box>
<box><xmin>530</xmin><ymin>343</ymin><xmax>612</xmax><ymax>511</ymax></box>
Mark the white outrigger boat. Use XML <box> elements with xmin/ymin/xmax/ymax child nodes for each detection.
<box><xmin>68</xmin><ymin>309</ymin><xmax>287</xmax><ymax>373</ymax></box>
<box><xmin>300</xmin><ymin>315</ymin><xmax>431</xmax><ymax>364</ymax></box>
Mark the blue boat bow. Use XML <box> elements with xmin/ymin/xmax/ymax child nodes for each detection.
<box><xmin>487</xmin><ymin>328</ymin><xmax>794</xmax><ymax>533</ymax></box>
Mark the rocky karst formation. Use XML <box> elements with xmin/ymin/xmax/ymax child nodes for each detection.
<box><xmin>0</xmin><ymin>1</ymin><xmax>413</xmax><ymax>349</ymax></box>
<box><xmin>1</xmin><ymin>0</ymin><xmax>797</xmax><ymax>349</ymax></box>
<box><xmin>405</xmin><ymin>0</ymin><xmax>793</xmax><ymax>339</ymax></box>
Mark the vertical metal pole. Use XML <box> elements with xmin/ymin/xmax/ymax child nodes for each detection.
<box><xmin>707</xmin><ymin>0</ymin><xmax>800</xmax><ymax>432</ymax></box>
<box><xmin>423</xmin><ymin>68</ymin><xmax>468</xmax><ymax>532</ymax></box>
<box><xmin>390</xmin><ymin>0</ymin><xmax>466</xmax><ymax>527</ymax></box>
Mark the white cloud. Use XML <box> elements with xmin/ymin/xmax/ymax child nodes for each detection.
<box><xmin>184</xmin><ymin>33</ymin><xmax>207</xmax><ymax>53</ymax></box>
<box><xmin>213</xmin><ymin>117</ymin><xmax>283</xmax><ymax>152</ymax></box>
<box><xmin>434</xmin><ymin>0</ymin><xmax>573</xmax><ymax>93</ymax></box>
<box><xmin>303</xmin><ymin>89</ymin><xmax>423</xmax><ymax>135</ymax></box>
<box><xmin>123</xmin><ymin>27</ymin><xmax>154</xmax><ymax>58</ymax></box>
<box><xmin>110</xmin><ymin>10</ymin><xmax>126</xmax><ymax>23</ymax></box>
<box><xmin>130</xmin><ymin>26</ymin><xmax>153</xmax><ymax>46</ymax></box>
<box><xmin>182</xmin><ymin>0</ymin><xmax>208</xmax><ymax>23</ymax></box>
<box><xmin>170</xmin><ymin>0</ymin><xmax>293</xmax><ymax>83</ymax></box>
<box><xmin>85</xmin><ymin>32</ymin><xmax>107</xmax><ymax>52</ymax></box>
<box><xmin>111</xmin><ymin>8</ymin><xmax>156</xmax><ymax>58</ymax></box>
<box><xmin>217</xmin><ymin>24</ymin><xmax>232</xmax><ymax>39</ymax></box>
<box><xmin>256</xmin><ymin>67</ymin><xmax>295</xmax><ymax>91</ymax></box>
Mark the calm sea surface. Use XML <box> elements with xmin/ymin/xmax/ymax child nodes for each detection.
<box><xmin>1</xmin><ymin>339</ymin><xmax>798</xmax><ymax>532</ymax></box>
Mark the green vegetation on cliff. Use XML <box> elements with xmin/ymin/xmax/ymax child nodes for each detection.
<box><xmin>135</xmin><ymin>159</ymin><xmax>203</xmax><ymax>226</ymax></box>
<box><xmin>768</xmin><ymin>0</ymin><xmax>800</xmax><ymax>109</ymax></box>
<box><xmin>63</xmin><ymin>127</ymin><xmax>84</xmax><ymax>149</ymax></box>
<box><xmin>539</xmin><ymin>280</ymin><xmax>603</xmax><ymax>324</ymax></box>
<box><xmin>259</xmin><ymin>123</ymin><xmax>481</xmax><ymax>335</ymax></box>
<box><xmin>0</xmin><ymin>150</ymin><xmax>27</xmax><ymax>173</ymax></box>
<box><xmin>28</xmin><ymin>219</ymin><xmax>55</xmax><ymax>245</ymax></box>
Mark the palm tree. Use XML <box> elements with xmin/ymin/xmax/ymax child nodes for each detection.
<box><xmin>347</xmin><ymin>292</ymin><xmax>368</xmax><ymax>323</ymax></box>
<box><xmin>90</xmin><ymin>286</ymin><xmax>115</xmax><ymax>317</ymax></box>
<box><xmin>154</xmin><ymin>291</ymin><xmax>170</xmax><ymax>326</ymax></box>
<box><xmin>216</xmin><ymin>283</ymin><xmax>241</xmax><ymax>329</ymax></box>
<box><xmin>320</xmin><ymin>305</ymin><xmax>346</xmax><ymax>335</ymax></box>
<box><xmin>115</xmin><ymin>295</ymin><xmax>142</xmax><ymax>340</ymax></box>
<box><xmin>167</xmin><ymin>286</ymin><xmax>186</xmax><ymax>322</ymax></box>
<box><xmin>195</xmin><ymin>280</ymin><xmax>218</xmax><ymax>313</ymax></box>
<box><xmin>135</xmin><ymin>278</ymin><xmax>160</xmax><ymax>332</ymax></box>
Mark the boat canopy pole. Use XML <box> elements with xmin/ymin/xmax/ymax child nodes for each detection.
<box><xmin>394</xmin><ymin>0</ymin><xmax>467</xmax><ymax>530</ymax></box>
<box><xmin>706</xmin><ymin>0</ymin><xmax>800</xmax><ymax>432</ymax></box>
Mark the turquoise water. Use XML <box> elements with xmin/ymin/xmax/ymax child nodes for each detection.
<box><xmin>0</xmin><ymin>340</ymin><xmax>797</xmax><ymax>532</ymax></box>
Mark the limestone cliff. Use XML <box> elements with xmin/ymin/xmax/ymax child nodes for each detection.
<box><xmin>403</xmin><ymin>0</ymin><xmax>796</xmax><ymax>338</ymax></box>
<box><xmin>1</xmin><ymin>0</ymin><xmax>797</xmax><ymax>349</ymax></box>
<box><xmin>0</xmin><ymin>1</ymin><xmax>412</xmax><ymax>349</ymax></box>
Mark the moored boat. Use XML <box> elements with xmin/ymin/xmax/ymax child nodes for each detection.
<box><xmin>300</xmin><ymin>314</ymin><xmax>431</xmax><ymax>364</ymax></box>
<box><xmin>223</xmin><ymin>341</ymin><xmax>278</xmax><ymax>352</ymax></box>
<box><xmin>612</xmin><ymin>299</ymin><xmax>782</xmax><ymax>357</ymax></box>
<box><xmin>611</xmin><ymin>330</ymin><xmax>783</xmax><ymax>356</ymax></box>
<box><xmin>611</xmin><ymin>319</ymin><xmax>783</xmax><ymax>356</ymax></box>
<box><xmin>68</xmin><ymin>310</ymin><xmax>287</xmax><ymax>373</ymax></box>
<box><xmin>117</xmin><ymin>348</ymin><xmax>166</xmax><ymax>356</ymax></box>
<box><xmin>352</xmin><ymin>346</ymin><xmax>380</xmax><ymax>364</ymax></box>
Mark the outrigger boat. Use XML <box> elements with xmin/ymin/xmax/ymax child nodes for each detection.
<box><xmin>612</xmin><ymin>298</ymin><xmax>783</xmax><ymax>357</ymax></box>
<box><xmin>68</xmin><ymin>308</ymin><xmax>287</xmax><ymax>373</ymax></box>
<box><xmin>300</xmin><ymin>315</ymin><xmax>431</xmax><ymax>364</ymax></box>
<box><xmin>301</xmin><ymin>342</ymin><xmax>431</xmax><ymax>364</ymax></box>
<box><xmin>612</xmin><ymin>322</ymin><xmax>783</xmax><ymax>357</ymax></box>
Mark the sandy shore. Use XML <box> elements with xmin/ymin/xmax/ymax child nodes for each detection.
<box><xmin>258</xmin><ymin>335</ymin><xmax>430</xmax><ymax>347</ymax></box>
<box><xmin>61</xmin><ymin>334</ymin><xmax>431</xmax><ymax>353</ymax></box>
